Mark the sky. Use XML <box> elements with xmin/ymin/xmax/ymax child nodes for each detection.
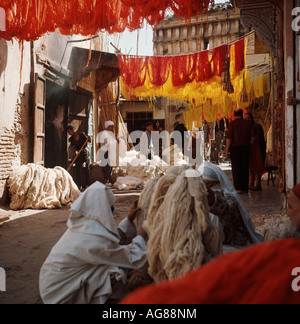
<box><xmin>110</xmin><ymin>0</ymin><xmax>228</xmax><ymax>56</ymax></box>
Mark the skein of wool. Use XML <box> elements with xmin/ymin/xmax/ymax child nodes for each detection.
<box><xmin>146</xmin><ymin>168</ymin><xmax>222</xmax><ymax>283</ymax></box>
<box><xmin>135</xmin><ymin>177</ymin><xmax>160</xmax><ymax>232</ymax></box>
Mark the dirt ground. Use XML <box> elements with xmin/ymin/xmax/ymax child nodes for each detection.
<box><xmin>0</xmin><ymin>179</ymin><xmax>286</xmax><ymax>304</ymax></box>
<box><xmin>0</xmin><ymin>190</ymin><xmax>140</xmax><ymax>304</ymax></box>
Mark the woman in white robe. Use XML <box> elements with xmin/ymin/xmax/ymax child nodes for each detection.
<box><xmin>39</xmin><ymin>181</ymin><xmax>147</xmax><ymax>304</ymax></box>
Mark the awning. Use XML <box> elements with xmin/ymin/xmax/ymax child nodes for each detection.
<box><xmin>0</xmin><ymin>0</ymin><xmax>215</xmax><ymax>41</ymax></box>
<box><xmin>68</xmin><ymin>47</ymin><xmax>119</xmax><ymax>90</ymax></box>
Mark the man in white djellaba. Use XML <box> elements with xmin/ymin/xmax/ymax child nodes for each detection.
<box><xmin>39</xmin><ymin>181</ymin><xmax>148</xmax><ymax>304</ymax></box>
<box><xmin>97</xmin><ymin>121</ymin><xmax>126</xmax><ymax>183</ymax></box>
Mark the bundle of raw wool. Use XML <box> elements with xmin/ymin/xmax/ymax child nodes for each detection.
<box><xmin>146</xmin><ymin>167</ymin><xmax>222</xmax><ymax>283</ymax></box>
<box><xmin>262</xmin><ymin>216</ymin><xmax>296</xmax><ymax>242</ymax></box>
<box><xmin>113</xmin><ymin>149</ymin><xmax>186</xmax><ymax>191</ymax></box>
<box><xmin>134</xmin><ymin>176</ymin><xmax>161</xmax><ymax>232</ymax></box>
<box><xmin>8</xmin><ymin>164</ymin><xmax>81</xmax><ymax>210</ymax></box>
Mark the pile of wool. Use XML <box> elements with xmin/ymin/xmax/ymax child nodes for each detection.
<box><xmin>8</xmin><ymin>164</ymin><xmax>80</xmax><ymax>210</ymax></box>
<box><xmin>113</xmin><ymin>150</ymin><xmax>176</xmax><ymax>190</ymax></box>
<box><xmin>114</xmin><ymin>176</ymin><xmax>144</xmax><ymax>191</ymax></box>
<box><xmin>145</xmin><ymin>167</ymin><xmax>223</xmax><ymax>283</ymax></box>
<box><xmin>262</xmin><ymin>216</ymin><xmax>295</xmax><ymax>242</ymax></box>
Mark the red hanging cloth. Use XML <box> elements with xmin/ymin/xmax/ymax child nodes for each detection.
<box><xmin>210</xmin><ymin>45</ymin><xmax>227</xmax><ymax>78</ymax></box>
<box><xmin>148</xmin><ymin>56</ymin><xmax>172</xmax><ymax>87</ymax></box>
<box><xmin>171</xmin><ymin>53</ymin><xmax>197</xmax><ymax>87</ymax></box>
<box><xmin>234</xmin><ymin>38</ymin><xmax>245</xmax><ymax>74</ymax></box>
<box><xmin>195</xmin><ymin>50</ymin><xmax>212</xmax><ymax>82</ymax></box>
<box><xmin>118</xmin><ymin>54</ymin><xmax>149</xmax><ymax>90</ymax></box>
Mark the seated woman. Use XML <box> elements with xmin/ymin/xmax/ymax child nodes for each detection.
<box><xmin>39</xmin><ymin>181</ymin><xmax>147</xmax><ymax>304</ymax></box>
<box><xmin>198</xmin><ymin>162</ymin><xmax>264</xmax><ymax>251</ymax></box>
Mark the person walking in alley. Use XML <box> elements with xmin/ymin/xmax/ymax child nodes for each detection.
<box><xmin>67</xmin><ymin>124</ymin><xmax>91</xmax><ymax>191</ymax></box>
<box><xmin>245</xmin><ymin>112</ymin><xmax>266</xmax><ymax>191</ymax></box>
<box><xmin>225</xmin><ymin>109</ymin><xmax>256</xmax><ymax>194</ymax></box>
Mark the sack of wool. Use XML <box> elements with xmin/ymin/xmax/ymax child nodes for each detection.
<box><xmin>120</xmin><ymin>239</ymin><xmax>300</xmax><ymax>305</ymax></box>
<box><xmin>145</xmin><ymin>168</ymin><xmax>222</xmax><ymax>283</ymax></box>
<box><xmin>8</xmin><ymin>164</ymin><xmax>80</xmax><ymax>210</ymax></box>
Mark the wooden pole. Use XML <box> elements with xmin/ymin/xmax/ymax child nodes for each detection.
<box><xmin>67</xmin><ymin>137</ymin><xmax>89</xmax><ymax>172</ymax></box>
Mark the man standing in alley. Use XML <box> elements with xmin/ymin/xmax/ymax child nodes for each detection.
<box><xmin>97</xmin><ymin>121</ymin><xmax>126</xmax><ymax>184</ymax></box>
<box><xmin>140</xmin><ymin>122</ymin><xmax>154</xmax><ymax>160</ymax></box>
<box><xmin>225</xmin><ymin>109</ymin><xmax>256</xmax><ymax>194</ymax></box>
<box><xmin>67</xmin><ymin>124</ymin><xmax>91</xmax><ymax>191</ymax></box>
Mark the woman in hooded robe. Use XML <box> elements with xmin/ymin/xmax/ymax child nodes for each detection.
<box><xmin>198</xmin><ymin>162</ymin><xmax>264</xmax><ymax>252</ymax></box>
<box><xmin>39</xmin><ymin>181</ymin><xmax>147</xmax><ymax>304</ymax></box>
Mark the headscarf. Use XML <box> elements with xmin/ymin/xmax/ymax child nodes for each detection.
<box><xmin>198</xmin><ymin>162</ymin><xmax>264</xmax><ymax>244</ymax></box>
<box><xmin>105</xmin><ymin>120</ymin><xmax>114</xmax><ymax>129</ymax></box>
<box><xmin>68</xmin><ymin>181</ymin><xmax>119</xmax><ymax>240</ymax></box>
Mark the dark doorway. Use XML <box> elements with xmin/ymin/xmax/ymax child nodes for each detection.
<box><xmin>45</xmin><ymin>80</ymin><xmax>68</xmax><ymax>169</ymax></box>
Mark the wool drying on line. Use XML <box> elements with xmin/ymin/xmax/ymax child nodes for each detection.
<box><xmin>8</xmin><ymin>164</ymin><xmax>81</xmax><ymax>210</ymax></box>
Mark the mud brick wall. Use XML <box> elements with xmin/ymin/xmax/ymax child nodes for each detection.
<box><xmin>0</xmin><ymin>105</ymin><xmax>23</xmax><ymax>205</ymax></box>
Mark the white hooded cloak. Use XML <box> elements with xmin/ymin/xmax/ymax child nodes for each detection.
<box><xmin>198</xmin><ymin>162</ymin><xmax>264</xmax><ymax>245</ymax></box>
<box><xmin>39</xmin><ymin>182</ymin><xmax>147</xmax><ymax>304</ymax></box>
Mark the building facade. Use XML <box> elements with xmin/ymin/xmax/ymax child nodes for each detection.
<box><xmin>154</xmin><ymin>3</ymin><xmax>248</xmax><ymax>56</ymax></box>
<box><xmin>0</xmin><ymin>31</ymin><xmax>119</xmax><ymax>203</ymax></box>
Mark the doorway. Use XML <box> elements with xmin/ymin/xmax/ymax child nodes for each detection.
<box><xmin>45</xmin><ymin>80</ymin><xmax>68</xmax><ymax>169</ymax></box>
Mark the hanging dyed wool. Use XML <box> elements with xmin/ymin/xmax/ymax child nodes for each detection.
<box><xmin>148</xmin><ymin>56</ymin><xmax>172</xmax><ymax>86</ymax></box>
<box><xmin>234</xmin><ymin>39</ymin><xmax>245</xmax><ymax>74</ymax></box>
<box><xmin>0</xmin><ymin>0</ymin><xmax>215</xmax><ymax>41</ymax></box>
<box><xmin>145</xmin><ymin>168</ymin><xmax>222</xmax><ymax>283</ymax></box>
<box><xmin>119</xmin><ymin>38</ymin><xmax>247</xmax><ymax>128</ymax></box>
<box><xmin>221</xmin><ymin>46</ymin><xmax>234</xmax><ymax>94</ymax></box>
<box><xmin>118</xmin><ymin>44</ymin><xmax>227</xmax><ymax>96</ymax></box>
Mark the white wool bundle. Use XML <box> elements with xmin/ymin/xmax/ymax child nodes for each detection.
<box><xmin>8</xmin><ymin>164</ymin><xmax>80</xmax><ymax>210</ymax></box>
<box><xmin>114</xmin><ymin>176</ymin><xmax>144</xmax><ymax>190</ymax></box>
<box><xmin>115</xmin><ymin>149</ymin><xmax>184</xmax><ymax>191</ymax></box>
<box><xmin>135</xmin><ymin>177</ymin><xmax>160</xmax><ymax>231</ymax></box>
<box><xmin>146</xmin><ymin>169</ymin><xmax>222</xmax><ymax>283</ymax></box>
<box><xmin>262</xmin><ymin>216</ymin><xmax>295</xmax><ymax>242</ymax></box>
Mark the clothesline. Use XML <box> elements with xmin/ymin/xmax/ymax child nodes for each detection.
<box><xmin>117</xmin><ymin>37</ymin><xmax>272</xmax><ymax>129</ymax></box>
